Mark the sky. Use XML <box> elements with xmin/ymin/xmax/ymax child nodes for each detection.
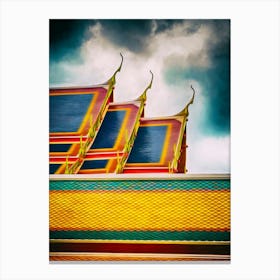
<box><xmin>49</xmin><ymin>19</ymin><xmax>230</xmax><ymax>173</ymax></box>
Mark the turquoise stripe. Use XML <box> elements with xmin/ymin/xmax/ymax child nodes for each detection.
<box><xmin>50</xmin><ymin>230</ymin><xmax>230</xmax><ymax>241</ymax></box>
<box><xmin>50</xmin><ymin>179</ymin><xmax>230</xmax><ymax>191</ymax></box>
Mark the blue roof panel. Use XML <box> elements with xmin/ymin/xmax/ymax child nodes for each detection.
<box><xmin>50</xmin><ymin>94</ymin><xmax>93</xmax><ymax>133</ymax></box>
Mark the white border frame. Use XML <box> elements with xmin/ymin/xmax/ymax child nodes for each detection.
<box><xmin>1</xmin><ymin>0</ymin><xmax>279</xmax><ymax>279</ymax></box>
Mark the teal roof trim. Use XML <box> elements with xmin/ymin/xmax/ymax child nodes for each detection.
<box><xmin>50</xmin><ymin>230</ymin><xmax>230</xmax><ymax>241</ymax></box>
<box><xmin>50</xmin><ymin>179</ymin><xmax>230</xmax><ymax>191</ymax></box>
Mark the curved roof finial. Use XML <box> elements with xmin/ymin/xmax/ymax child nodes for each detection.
<box><xmin>176</xmin><ymin>84</ymin><xmax>195</xmax><ymax>118</ymax></box>
<box><xmin>108</xmin><ymin>53</ymin><xmax>123</xmax><ymax>86</ymax></box>
<box><xmin>136</xmin><ymin>70</ymin><xmax>154</xmax><ymax>102</ymax></box>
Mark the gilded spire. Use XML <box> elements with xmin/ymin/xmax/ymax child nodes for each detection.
<box><xmin>107</xmin><ymin>53</ymin><xmax>123</xmax><ymax>86</ymax></box>
<box><xmin>176</xmin><ymin>85</ymin><xmax>195</xmax><ymax>118</ymax></box>
<box><xmin>136</xmin><ymin>70</ymin><xmax>153</xmax><ymax>103</ymax></box>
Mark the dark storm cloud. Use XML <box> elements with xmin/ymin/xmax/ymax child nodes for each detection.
<box><xmin>49</xmin><ymin>19</ymin><xmax>154</xmax><ymax>60</ymax></box>
<box><xmin>98</xmin><ymin>19</ymin><xmax>204</xmax><ymax>52</ymax></box>
<box><xmin>49</xmin><ymin>19</ymin><xmax>201</xmax><ymax>59</ymax></box>
<box><xmin>50</xmin><ymin>19</ymin><xmax>96</xmax><ymax>62</ymax></box>
<box><xmin>201</xmin><ymin>20</ymin><xmax>230</xmax><ymax>135</ymax></box>
<box><xmin>153</xmin><ymin>19</ymin><xmax>184</xmax><ymax>33</ymax></box>
<box><xmin>206</xmin><ymin>21</ymin><xmax>230</xmax><ymax>135</ymax></box>
<box><xmin>98</xmin><ymin>19</ymin><xmax>153</xmax><ymax>53</ymax></box>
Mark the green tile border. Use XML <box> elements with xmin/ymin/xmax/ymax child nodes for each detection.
<box><xmin>50</xmin><ymin>230</ymin><xmax>230</xmax><ymax>241</ymax></box>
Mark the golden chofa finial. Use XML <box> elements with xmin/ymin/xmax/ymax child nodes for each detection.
<box><xmin>136</xmin><ymin>70</ymin><xmax>154</xmax><ymax>103</ymax></box>
<box><xmin>107</xmin><ymin>53</ymin><xmax>123</xmax><ymax>86</ymax></box>
<box><xmin>176</xmin><ymin>85</ymin><xmax>195</xmax><ymax>118</ymax></box>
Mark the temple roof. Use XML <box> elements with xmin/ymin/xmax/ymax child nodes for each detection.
<box><xmin>49</xmin><ymin>56</ymin><xmax>194</xmax><ymax>175</ymax></box>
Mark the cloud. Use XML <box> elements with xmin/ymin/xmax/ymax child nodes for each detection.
<box><xmin>187</xmin><ymin>135</ymin><xmax>230</xmax><ymax>173</ymax></box>
<box><xmin>162</xmin><ymin>20</ymin><xmax>230</xmax><ymax>135</ymax></box>
<box><xmin>99</xmin><ymin>20</ymin><xmax>154</xmax><ymax>53</ymax></box>
<box><xmin>50</xmin><ymin>19</ymin><xmax>94</xmax><ymax>62</ymax></box>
